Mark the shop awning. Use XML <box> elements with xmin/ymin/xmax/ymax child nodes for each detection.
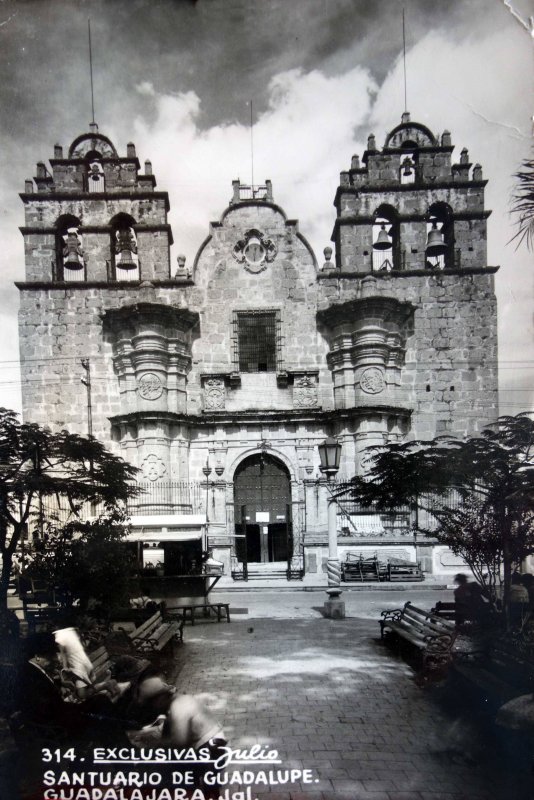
<box><xmin>126</xmin><ymin>529</ymin><xmax>203</xmax><ymax>542</ymax></box>
<box><xmin>125</xmin><ymin>514</ymin><xmax>205</xmax><ymax>543</ymax></box>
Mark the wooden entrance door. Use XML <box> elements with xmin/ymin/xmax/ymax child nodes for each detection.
<box><xmin>234</xmin><ymin>453</ymin><xmax>292</xmax><ymax>564</ymax></box>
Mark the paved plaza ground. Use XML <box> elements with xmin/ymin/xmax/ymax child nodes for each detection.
<box><xmin>170</xmin><ymin>589</ymin><xmax>533</xmax><ymax>800</ymax></box>
<box><xmin>3</xmin><ymin>587</ymin><xmax>532</xmax><ymax>800</ymax></box>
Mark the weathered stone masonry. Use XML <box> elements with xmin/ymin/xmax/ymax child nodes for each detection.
<box><xmin>16</xmin><ymin>114</ymin><xmax>499</xmax><ymax>579</ymax></box>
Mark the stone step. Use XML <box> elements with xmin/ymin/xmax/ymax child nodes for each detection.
<box><xmin>247</xmin><ymin>564</ymin><xmax>288</xmax><ymax>580</ymax></box>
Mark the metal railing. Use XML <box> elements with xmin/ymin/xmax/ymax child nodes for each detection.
<box><xmin>330</xmin><ymin>481</ymin><xmax>467</xmax><ymax>536</ymax></box>
<box><xmin>33</xmin><ymin>481</ymin><xmax>205</xmax><ymax>530</ymax></box>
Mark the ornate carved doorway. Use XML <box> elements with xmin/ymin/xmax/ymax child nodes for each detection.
<box><xmin>234</xmin><ymin>453</ymin><xmax>292</xmax><ymax>568</ymax></box>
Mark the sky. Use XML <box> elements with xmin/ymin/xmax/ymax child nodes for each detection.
<box><xmin>0</xmin><ymin>0</ymin><xmax>533</xmax><ymax>416</ymax></box>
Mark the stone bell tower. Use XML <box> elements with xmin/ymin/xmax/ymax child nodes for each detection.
<box><xmin>17</xmin><ymin>124</ymin><xmax>199</xmax><ymax>490</ymax></box>
<box><xmin>318</xmin><ymin>112</ymin><xmax>498</xmax><ymax>471</ymax></box>
<box><xmin>332</xmin><ymin>112</ymin><xmax>488</xmax><ymax>273</ymax></box>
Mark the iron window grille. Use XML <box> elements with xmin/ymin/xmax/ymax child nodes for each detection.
<box><xmin>233</xmin><ymin>309</ymin><xmax>282</xmax><ymax>373</ymax></box>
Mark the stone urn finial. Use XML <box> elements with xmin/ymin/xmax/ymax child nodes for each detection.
<box><xmin>322</xmin><ymin>246</ymin><xmax>334</xmax><ymax>271</ymax></box>
<box><xmin>175</xmin><ymin>254</ymin><xmax>188</xmax><ymax>278</ymax></box>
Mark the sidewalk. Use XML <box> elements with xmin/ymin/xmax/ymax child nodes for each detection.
<box><xmin>212</xmin><ymin>575</ymin><xmax>452</xmax><ymax>592</ymax></box>
<box><xmin>174</xmin><ymin>605</ymin><xmax>531</xmax><ymax>800</ymax></box>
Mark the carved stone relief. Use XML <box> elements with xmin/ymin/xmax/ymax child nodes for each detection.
<box><xmin>141</xmin><ymin>453</ymin><xmax>167</xmax><ymax>482</ymax></box>
<box><xmin>293</xmin><ymin>375</ymin><xmax>318</xmax><ymax>407</ymax></box>
<box><xmin>204</xmin><ymin>378</ymin><xmax>226</xmax><ymax>410</ymax></box>
<box><xmin>360</xmin><ymin>367</ymin><xmax>385</xmax><ymax>394</ymax></box>
<box><xmin>232</xmin><ymin>228</ymin><xmax>277</xmax><ymax>273</ymax></box>
<box><xmin>138</xmin><ymin>373</ymin><xmax>163</xmax><ymax>400</ymax></box>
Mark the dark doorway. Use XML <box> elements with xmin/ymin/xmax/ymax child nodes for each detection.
<box><xmin>233</xmin><ymin>453</ymin><xmax>292</xmax><ymax>565</ymax></box>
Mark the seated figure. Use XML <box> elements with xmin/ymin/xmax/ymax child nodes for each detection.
<box><xmin>12</xmin><ymin>633</ymin><xmax>127</xmax><ymax>747</ymax></box>
<box><xmin>54</xmin><ymin>627</ymin><xmax>120</xmax><ymax>701</ymax></box>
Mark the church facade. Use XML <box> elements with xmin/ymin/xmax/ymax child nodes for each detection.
<box><xmin>16</xmin><ymin>114</ymin><xmax>498</xmax><ymax>581</ymax></box>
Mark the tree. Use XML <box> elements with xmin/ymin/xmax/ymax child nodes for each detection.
<box><xmin>511</xmin><ymin>157</ymin><xmax>534</xmax><ymax>250</ymax></box>
<box><xmin>0</xmin><ymin>408</ymin><xmax>139</xmax><ymax>612</ymax></box>
<box><xmin>340</xmin><ymin>414</ymin><xmax>534</xmax><ymax>624</ymax></box>
<box><xmin>26</xmin><ymin>508</ymin><xmax>138</xmax><ymax>613</ymax></box>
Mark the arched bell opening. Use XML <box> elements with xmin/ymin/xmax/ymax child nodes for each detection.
<box><xmin>55</xmin><ymin>214</ymin><xmax>85</xmax><ymax>282</ymax></box>
<box><xmin>399</xmin><ymin>140</ymin><xmax>418</xmax><ymax>185</ymax></box>
<box><xmin>426</xmin><ymin>203</ymin><xmax>454</xmax><ymax>270</ymax></box>
<box><xmin>85</xmin><ymin>151</ymin><xmax>105</xmax><ymax>192</ymax></box>
<box><xmin>372</xmin><ymin>205</ymin><xmax>399</xmax><ymax>272</ymax></box>
<box><xmin>233</xmin><ymin>452</ymin><xmax>292</xmax><ymax>571</ymax></box>
<box><xmin>110</xmin><ymin>212</ymin><xmax>139</xmax><ymax>281</ymax></box>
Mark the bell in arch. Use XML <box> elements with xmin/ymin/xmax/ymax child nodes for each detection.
<box><xmin>373</xmin><ymin>224</ymin><xmax>392</xmax><ymax>251</ymax></box>
<box><xmin>426</xmin><ymin>222</ymin><xmax>447</xmax><ymax>256</ymax></box>
<box><xmin>115</xmin><ymin>227</ymin><xmax>138</xmax><ymax>270</ymax></box>
<box><xmin>402</xmin><ymin>157</ymin><xmax>413</xmax><ymax>176</ymax></box>
<box><xmin>62</xmin><ymin>228</ymin><xmax>84</xmax><ymax>270</ymax></box>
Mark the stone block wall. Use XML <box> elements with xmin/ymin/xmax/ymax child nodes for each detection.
<box><xmin>317</xmin><ymin>269</ymin><xmax>498</xmax><ymax>442</ymax></box>
<box><xmin>20</xmin><ymin>196</ymin><xmax>171</xmax><ymax>283</ymax></box>
<box><xmin>188</xmin><ymin>199</ymin><xmax>329</xmax><ymax>417</ymax></box>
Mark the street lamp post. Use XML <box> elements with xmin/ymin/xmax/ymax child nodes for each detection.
<box><xmin>318</xmin><ymin>437</ymin><xmax>342</xmax><ymax>588</ymax></box>
<box><xmin>202</xmin><ymin>458</ymin><xmax>212</xmax><ymax>540</ymax></box>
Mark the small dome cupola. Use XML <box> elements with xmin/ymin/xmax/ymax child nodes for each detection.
<box><xmin>68</xmin><ymin>125</ymin><xmax>118</xmax><ymax>159</ymax></box>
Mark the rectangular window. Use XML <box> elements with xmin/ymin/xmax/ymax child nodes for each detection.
<box><xmin>234</xmin><ymin>310</ymin><xmax>280</xmax><ymax>372</ymax></box>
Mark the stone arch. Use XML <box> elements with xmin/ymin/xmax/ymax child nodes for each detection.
<box><xmin>68</xmin><ymin>132</ymin><xmax>118</xmax><ymax>159</ymax></box>
<box><xmin>55</xmin><ymin>214</ymin><xmax>84</xmax><ymax>281</ymax></box>
<box><xmin>232</xmin><ymin>450</ymin><xmax>294</xmax><ymax>565</ymax></box>
<box><xmin>109</xmin><ymin>213</ymin><xmax>139</xmax><ymax>280</ymax></box>
<box><xmin>228</xmin><ymin>445</ymin><xmax>297</xmax><ymax>483</ymax></box>
<box><xmin>426</xmin><ymin>201</ymin><xmax>455</xmax><ymax>270</ymax></box>
<box><xmin>372</xmin><ymin>203</ymin><xmax>400</xmax><ymax>271</ymax></box>
<box><xmin>384</xmin><ymin>121</ymin><xmax>437</xmax><ymax>149</ymax></box>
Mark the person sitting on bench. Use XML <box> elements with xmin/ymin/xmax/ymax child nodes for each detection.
<box><xmin>13</xmin><ymin>633</ymin><xmax>128</xmax><ymax>746</ymax></box>
<box><xmin>54</xmin><ymin>627</ymin><xmax>120</xmax><ymax>701</ymax></box>
<box><xmin>453</xmin><ymin>573</ymin><xmax>492</xmax><ymax>626</ymax></box>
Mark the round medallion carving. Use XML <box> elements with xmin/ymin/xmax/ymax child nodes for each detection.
<box><xmin>138</xmin><ymin>373</ymin><xmax>163</xmax><ymax>400</ymax></box>
<box><xmin>141</xmin><ymin>453</ymin><xmax>167</xmax><ymax>481</ymax></box>
<box><xmin>360</xmin><ymin>367</ymin><xmax>385</xmax><ymax>394</ymax></box>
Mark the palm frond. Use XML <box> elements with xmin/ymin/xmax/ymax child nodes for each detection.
<box><xmin>511</xmin><ymin>158</ymin><xmax>534</xmax><ymax>251</ymax></box>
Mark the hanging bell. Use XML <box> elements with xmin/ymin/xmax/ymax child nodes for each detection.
<box><xmin>402</xmin><ymin>157</ymin><xmax>413</xmax><ymax>177</ymax></box>
<box><xmin>115</xmin><ymin>228</ymin><xmax>138</xmax><ymax>270</ymax></box>
<box><xmin>116</xmin><ymin>248</ymin><xmax>137</xmax><ymax>270</ymax></box>
<box><xmin>426</xmin><ymin>222</ymin><xmax>447</xmax><ymax>256</ymax></box>
<box><xmin>62</xmin><ymin>228</ymin><xmax>84</xmax><ymax>270</ymax></box>
<box><xmin>373</xmin><ymin>224</ymin><xmax>392</xmax><ymax>251</ymax></box>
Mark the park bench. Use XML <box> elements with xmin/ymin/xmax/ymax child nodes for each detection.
<box><xmin>453</xmin><ymin>631</ymin><xmax>534</xmax><ymax>710</ymax></box>
<box><xmin>380</xmin><ymin>601</ymin><xmax>457</xmax><ymax>669</ymax></box>
<box><xmin>342</xmin><ymin>554</ymin><xmax>388</xmax><ymax>582</ymax></box>
<box><xmin>9</xmin><ymin>643</ymin><xmax>117</xmax><ymax>745</ymax></box>
<box><xmin>387</xmin><ymin>559</ymin><xmax>423</xmax><ymax>582</ymax></box>
<box><xmin>129</xmin><ymin>609</ymin><xmax>183</xmax><ymax>653</ymax></box>
<box><xmin>431</xmin><ymin>601</ymin><xmax>456</xmax><ymax>620</ymax></box>
<box><xmin>341</xmin><ymin>553</ymin><xmax>423</xmax><ymax>583</ymax></box>
<box><xmin>59</xmin><ymin>644</ymin><xmax>116</xmax><ymax>702</ymax></box>
<box><xmin>88</xmin><ymin>644</ymin><xmax>114</xmax><ymax>685</ymax></box>
<box><xmin>432</xmin><ymin>599</ymin><xmax>499</xmax><ymax>626</ymax></box>
<box><xmin>167</xmin><ymin>602</ymin><xmax>231</xmax><ymax>626</ymax></box>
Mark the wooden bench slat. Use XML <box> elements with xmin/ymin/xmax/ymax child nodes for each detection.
<box><xmin>129</xmin><ymin>610</ymin><xmax>183</xmax><ymax>652</ymax></box>
<box><xmin>380</xmin><ymin>601</ymin><xmax>457</xmax><ymax>669</ymax></box>
<box><xmin>401</xmin><ymin>610</ymin><xmax>455</xmax><ymax>636</ymax></box>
